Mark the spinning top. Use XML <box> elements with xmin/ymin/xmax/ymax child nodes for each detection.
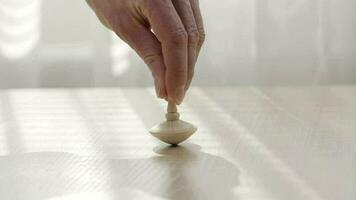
<box><xmin>149</xmin><ymin>101</ymin><xmax>197</xmax><ymax>145</ymax></box>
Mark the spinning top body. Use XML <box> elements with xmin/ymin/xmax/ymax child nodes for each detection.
<box><xmin>149</xmin><ymin>102</ymin><xmax>197</xmax><ymax>145</ymax></box>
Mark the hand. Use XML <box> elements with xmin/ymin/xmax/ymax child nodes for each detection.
<box><xmin>86</xmin><ymin>0</ymin><xmax>205</xmax><ymax>104</ymax></box>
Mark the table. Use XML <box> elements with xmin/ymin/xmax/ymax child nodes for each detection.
<box><xmin>0</xmin><ymin>87</ymin><xmax>355</xmax><ymax>200</ymax></box>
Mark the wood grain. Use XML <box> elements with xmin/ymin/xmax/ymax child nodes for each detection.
<box><xmin>0</xmin><ymin>87</ymin><xmax>355</xmax><ymax>200</ymax></box>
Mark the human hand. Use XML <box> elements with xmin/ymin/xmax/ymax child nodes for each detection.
<box><xmin>86</xmin><ymin>0</ymin><xmax>205</xmax><ymax>104</ymax></box>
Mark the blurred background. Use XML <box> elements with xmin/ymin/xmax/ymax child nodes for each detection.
<box><xmin>0</xmin><ymin>0</ymin><xmax>355</xmax><ymax>88</ymax></box>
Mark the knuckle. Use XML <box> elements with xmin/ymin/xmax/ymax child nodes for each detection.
<box><xmin>169</xmin><ymin>27</ymin><xmax>188</xmax><ymax>45</ymax></box>
<box><xmin>143</xmin><ymin>53</ymin><xmax>161</xmax><ymax>66</ymax></box>
<box><xmin>187</xmin><ymin>26</ymin><xmax>200</xmax><ymax>45</ymax></box>
<box><xmin>198</xmin><ymin>27</ymin><xmax>206</xmax><ymax>45</ymax></box>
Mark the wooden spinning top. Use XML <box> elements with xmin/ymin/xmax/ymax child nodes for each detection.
<box><xmin>149</xmin><ymin>101</ymin><xmax>197</xmax><ymax>145</ymax></box>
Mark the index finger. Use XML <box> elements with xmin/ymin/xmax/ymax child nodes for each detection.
<box><xmin>138</xmin><ymin>0</ymin><xmax>188</xmax><ymax>104</ymax></box>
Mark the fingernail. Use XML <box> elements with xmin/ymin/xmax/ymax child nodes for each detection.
<box><xmin>175</xmin><ymin>86</ymin><xmax>186</xmax><ymax>105</ymax></box>
<box><xmin>154</xmin><ymin>79</ymin><xmax>162</xmax><ymax>99</ymax></box>
<box><xmin>159</xmin><ymin>84</ymin><xmax>167</xmax><ymax>99</ymax></box>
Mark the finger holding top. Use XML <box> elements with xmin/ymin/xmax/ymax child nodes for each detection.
<box><xmin>87</xmin><ymin>0</ymin><xmax>205</xmax><ymax>105</ymax></box>
<box><xmin>138</xmin><ymin>0</ymin><xmax>189</xmax><ymax>104</ymax></box>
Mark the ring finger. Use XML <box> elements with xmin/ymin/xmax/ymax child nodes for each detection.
<box><xmin>171</xmin><ymin>0</ymin><xmax>200</xmax><ymax>91</ymax></box>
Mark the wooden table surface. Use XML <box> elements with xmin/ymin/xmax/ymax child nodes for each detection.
<box><xmin>0</xmin><ymin>87</ymin><xmax>355</xmax><ymax>200</ymax></box>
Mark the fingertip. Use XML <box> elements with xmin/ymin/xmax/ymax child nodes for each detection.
<box><xmin>159</xmin><ymin>86</ymin><xmax>168</xmax><ymax>99</ymax></box>
<box><xmin>168</xmin><ymin>85</ymin><xmax>186</xmax><ymax>105</ymax></box>
<box><xmin>154</xmin><ymin>77</ymin><xmax>168</xmax><ymax>99</ymax></box>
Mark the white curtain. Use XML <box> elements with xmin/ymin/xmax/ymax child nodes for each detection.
<box><xmin>0</xmin><ymin>0</ymin><xmax>355</xmax><ymax>88</ymax></box>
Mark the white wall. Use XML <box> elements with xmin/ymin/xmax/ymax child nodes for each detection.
<box><xmin>0</xmin><ymin>0</ymin><xmax>355</xmax><ymax>88</ymax></box>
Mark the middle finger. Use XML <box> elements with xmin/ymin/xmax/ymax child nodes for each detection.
<box><xmin>171</xmin><ymin>0</ymin><xmax>200</xmax><ymax>91</ymax></box>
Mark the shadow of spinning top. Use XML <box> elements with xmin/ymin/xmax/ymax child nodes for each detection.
<box><xmin>149</xmin><ymin>102</ymin><xmax>197</xmax><ymax>145</ymax></box>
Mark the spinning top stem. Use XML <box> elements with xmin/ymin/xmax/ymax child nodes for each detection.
<box><xmin>167</xmin><ymin>101</ymin><xmax>177</xmax><ymax>113</ymax></box>
<box><xmin>149</xmin><ymin>101</ymin><xmax>197</xmax><ymax>145</ymax></box>
<box><xmin>166</xmin><ymin>102</ymin><xmax>180</xmax><ymax>121</ymax></box>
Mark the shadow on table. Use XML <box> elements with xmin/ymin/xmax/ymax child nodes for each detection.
<box><xmin>110</xmin><ymin>143</ymin><xmax>240</xmax><ymax>200</ymax></box>
<box><xmin>0</xmin><ymin>144</ymin><xmax>240</xmax><ymax>200</ymax></box>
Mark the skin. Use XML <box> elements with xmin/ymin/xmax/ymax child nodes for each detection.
<box><xmin>86</xmin><ymin>0</ymin><xmax>205</xmax><ymax>104</ymax></box>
